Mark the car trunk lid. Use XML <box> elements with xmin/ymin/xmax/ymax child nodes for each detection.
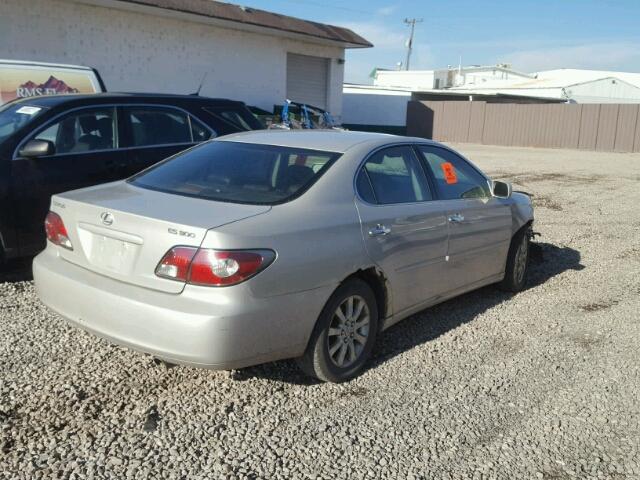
<box><xmin>51</xmin><ymin>182</ymin><xmax>270</xmax><ymax>293</ymax></box>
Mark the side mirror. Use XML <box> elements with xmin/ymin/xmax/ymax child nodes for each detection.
<box><xmin>492</xmin><ymin>180</ymin><xmax>512</xmax><ymax>198</ymax></box>
<box><xmin>18</xmin><ymin>139</ymin><xmax>55</xmax><ymax>158</ymax></box>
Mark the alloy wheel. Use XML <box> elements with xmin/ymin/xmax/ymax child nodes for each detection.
<box><xmin>327</xmin><ymin>295</ymin><xmax>370</xmax><ymax>368</ymax></box>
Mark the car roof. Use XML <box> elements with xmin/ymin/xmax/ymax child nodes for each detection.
<box><xmin>218</xmin><ymin>129</ymin><xmax>437</xmax><ymax>153</ymax></box>
<box><xmin>11</xmin><ymin>92</ymin><xmax>246</xmax><ymax>108</ymax></box>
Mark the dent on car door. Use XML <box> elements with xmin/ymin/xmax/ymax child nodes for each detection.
<box><xmin>355</xmin><ymin>145</ymin><xmax>449</xmax><ymax>317</ymax></box>
<box><xmin>12</xmin><ymin>106</ymin><xmax>124</xmax><ymax>254</ymax></box>
<box><xmin>416</xmin><ymin>145</ymin><xmax>512</xmax><ymax>291</ymax></box>
<box><xmin>120</xmin><ymin>105</ymin><xmax>213</xmax><ymax>176</ymax></box>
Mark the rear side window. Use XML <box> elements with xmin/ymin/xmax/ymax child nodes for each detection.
<box><xmin>359</xmin><ymin>146</ymin><xmax>432</xmax><ymax>204</ymax></box>
<box><xmin>203</xmin><ymin>106</ymin><xmax>263</xmax><ymax>132</ymax></box>
<box><xmin>417</xmin><ymin>146</ymin><xmax>491</xmax><ymax>200</ymax></box>
<box><xmin>190</xmin><ymin>118</ymin><xmax>211</xmax><ymax>143</ymax></box>
<box><xmin>124</xmin><ymin>106</ymin><xmax>211</xmax><ymax>147</ymax></box>
<box><xmin>356</xmin><ymin>169</ymin><xmax>376</xmax><ymax>203</ymax></box>
<box><xmin>130</xmin><ymin>141</ymin><xmax>341</xmax><ymax>205</ymax></box>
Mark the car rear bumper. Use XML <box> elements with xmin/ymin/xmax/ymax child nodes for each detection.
<box><xmin>33</xmin><ymin>248</ymin><xmax>333</xmax><ymax>369</ymax></box>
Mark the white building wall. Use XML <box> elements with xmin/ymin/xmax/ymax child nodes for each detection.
<box><xmin>0</xmin><ymin>0</ymin><xmax>345</xmax><ymax>116</ymax></box>
<box><xmin>567</xmin><ymin>78</ymin><xmax>640</xmax><ymax>104</ymax></box>
<box><xmin>458</xmin><ymin>80</ymin><xmax>640</xmax><ymax>103</ymax></box>
<box><xmin>342</xmin><ymin>86</ymin><xmax>410</xmax><ymax>127</ymax></box>
<box><xmin>459</xmin><ymin>69</ymin><xmax>529</xmax><ymax>86</ymax></box>
<box><xmin>374</xmin><ymin>70</ymin><xmax>435</xmax><ymax>90</ymax></box>
<box><xmin>376</xmin><ymin>67</ymin><xmax>532</xmax><ymax>90</ymax></box>
<box><xmin>453</xmin><ymin>87</ymin><xmax>565</xmax><ymax>99</ymax></box>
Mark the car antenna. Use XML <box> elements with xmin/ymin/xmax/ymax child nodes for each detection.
<box><xmin>191</xmin><ymin>72</ymin><xmax>208</xmax><ymax>96</ymax></box>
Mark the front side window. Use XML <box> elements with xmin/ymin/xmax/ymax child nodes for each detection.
<box><xmin>33</xmin><ymin>107</ymin><xmax>115</xmax><ymax>154</ymax></box>
<box><xmin>130</xmin><ymin>141</ymin><xmax>340</xmax><ymax>205</ymax></box>
<box><xmin>417</xmin><ymin>146</ymin><xmax>491</xmax><ymax>200</ymax></box>
<box><xmin>0</xmin><ymin>103</ymin><xmax>46</xmax><ymax>144</ymax></box>
<box><xmin>359</xmin><ymin>146</ymin><xmax>432</xmax><ymax>204</ymax></box>
<box><xmin>124</xmin><ymin>107</ymin><xmax>211</xmax><ymax>147</ymax></box>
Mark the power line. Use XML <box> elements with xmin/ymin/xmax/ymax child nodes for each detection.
<box><xmin>403</xmin><ymin>18</ymin><xmax>423</xmax><ymax>71</ymax></box>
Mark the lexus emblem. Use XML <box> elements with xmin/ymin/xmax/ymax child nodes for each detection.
<box><xmin>100</xmin><ymin>212</ymin><xmax>114</xmax><ymax>226</ymax></box>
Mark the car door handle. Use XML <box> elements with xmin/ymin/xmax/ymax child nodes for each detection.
<box><xmin>448</xmin><ymin>213</ymin><xmax>465</xmax><ymax>223</ymax></box>
<box><xmin>368</xmin><ymin>224</ymin><xmax>391</xmax><ymax>237</ymax></box>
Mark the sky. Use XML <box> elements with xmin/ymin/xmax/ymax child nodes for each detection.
<box><xmin>234</xmin><ymin>0</ymin><xmax>640</xmax><ymax>84</ymax></box>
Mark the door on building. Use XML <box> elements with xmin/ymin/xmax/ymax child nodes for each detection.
<box><xmin>286</xmin><ymin>53</ymin><xmax>329</xmax><ymax>110</ymax></box>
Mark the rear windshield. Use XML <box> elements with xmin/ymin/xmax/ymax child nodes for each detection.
<box><xmin>130</xmin><ymin>141</ymin><xmax>341</xmax><ymax>205</ymax></box>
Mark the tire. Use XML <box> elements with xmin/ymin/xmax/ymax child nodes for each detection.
<box><xmin>297</xmin><ymin>279</ymin><xmax>379</xmax><ymax>383</ymax></box>
<box><xmin>499</xmin><ymin>225</ymin><xmax>531</xmax><ymax>292</ymax></box>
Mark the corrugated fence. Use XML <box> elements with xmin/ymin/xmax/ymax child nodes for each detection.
<box><xmin>406</xmin><ymin>101</ymin><xmax>640</xmax><ymax>152</ymax></box>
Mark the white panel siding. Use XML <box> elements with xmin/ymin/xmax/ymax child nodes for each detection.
<box><xmin>568</xmin><ymin>78</ymin><xmax>640</xmax><ymax>104</ymax></box>
<box><xmin>342</xmin><ymin>87</ymin><xmax>410</xmax><ymax>126</ymax></box>
<box><xmin>375</xmin><ymin>70</ymin><xmax>435</xmax><ymax>89</ymax></box>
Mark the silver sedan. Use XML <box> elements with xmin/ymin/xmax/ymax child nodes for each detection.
<box><xmin>34</xmin><ymin>131</ymin><xmax>534</xmax><ymax>382</ymax></box>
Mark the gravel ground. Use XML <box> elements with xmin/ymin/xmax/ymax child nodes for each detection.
<box><xmin>1</xmin><ymin>144</ymin><xmax>639</xmax><ymax>479</ymax></box>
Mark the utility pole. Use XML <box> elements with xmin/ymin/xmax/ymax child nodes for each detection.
<box><xmin>403</xmin><ymin>18</ymin><xmax>423</xmax><ymax>71</ymax></box>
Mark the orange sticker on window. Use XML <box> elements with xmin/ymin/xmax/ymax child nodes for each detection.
<box><xmin>441</xmin><ymin>162</ymin><xmax>458</xmax><ymax>184</ymax></box>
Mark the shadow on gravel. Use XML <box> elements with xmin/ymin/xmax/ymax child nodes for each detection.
<box><xmin>368</xmin><ymin>242</ymin><xmax>584</xmax><ymax>370</ymax></box>
<box><xmin>239</xmin><ymin>242</ymin><xmax>583</xmax><ymax>385</ymax></box>
<box><xmin>0</xmin><ymin>257</ymin><xmax>34</xmax><ymax>283</ymax></box>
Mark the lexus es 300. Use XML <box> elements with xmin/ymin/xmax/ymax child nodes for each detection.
<box><xmin>34</xmin><ymin>131</ymin><xmax>534</xmax><ymax>382</ymax></box>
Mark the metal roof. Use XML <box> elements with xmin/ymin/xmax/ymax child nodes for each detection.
<box><xmin>113</xmin><ymin>0</ymin><xmax>373</xmax><ymax>48</ymax></box>
<box><xmin>343</xmin><ymin>83</ymin><xmax>565</xmax><ymax>102</ymax></box>
<box><xmin>534</xmin><ymin>69</ymin><xmax>640</xmax><ymax>88</ymax></box>
<box><xmin>450</xmin><ymin>69</ymin><xmax>640</xmax><ymax>91</ymax></box>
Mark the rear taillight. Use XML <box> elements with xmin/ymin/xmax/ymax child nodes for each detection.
<box><xmin>155</xmin><ymin>247</ymin><xmax>275</xmax><ymax>287</ymax></box>
<box><xmin>155</xmin><ymin>247</ymin><xmax>197</xmax><ymax>281</ymax></box>
<box><xmin>44</xmin><ymin>211</ymin><xmax>73</xmax><ymax>250</ymax></box>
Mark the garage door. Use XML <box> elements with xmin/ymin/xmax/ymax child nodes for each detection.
<box><xmin>286</xmin><ymin>53</ymin><xmax>329</xmax><ymax>110</ymax></box>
